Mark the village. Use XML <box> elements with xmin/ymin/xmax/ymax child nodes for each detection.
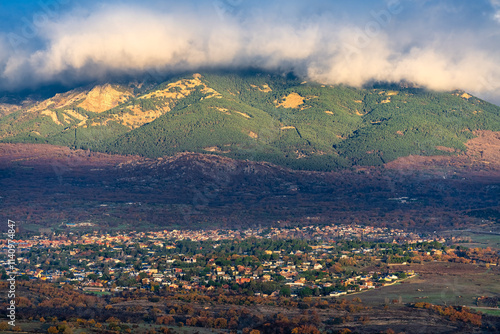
<box><xmin>0</xmin><ymin>224</ymin><xmax>463</xmax><ymax>299</ymax></box>
<box><xmin>3</xmin><ymin>223</ymin><xmax>446</xmax><ymax>248</ymax></box>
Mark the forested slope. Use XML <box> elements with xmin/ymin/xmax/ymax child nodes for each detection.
<box><xmin>1</xmin><ymin>72</ymin><xmax>499</xmax><ymax>170</ymax></box>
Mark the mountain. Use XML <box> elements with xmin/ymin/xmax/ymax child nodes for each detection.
<box><xmin>1</xmin><ymin>72</ymin><xmax>499</xmax><ymax>171</ymax></box>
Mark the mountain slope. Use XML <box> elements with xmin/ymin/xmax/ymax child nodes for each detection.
<box><xmin>0</xmin><ymin>72</ymin><xmax>499</xmax><ymax>171</ymax></box>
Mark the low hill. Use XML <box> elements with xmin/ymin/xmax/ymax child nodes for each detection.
<box><xmin>1</xmin><ymin>72</ymin><xmax>499</xmax><ymax>171</ymax></box>
<box><xmin>0</xmin><ymin>142</ymin><xmax>498</xmax><ymax>232</ymax></box>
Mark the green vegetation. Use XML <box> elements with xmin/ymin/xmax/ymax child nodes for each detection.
<box><xmin>1</xmin><ymin>72</ymin><xmax>500</xmax><ymax>170</ymax></box>
<box><xmin>472</xmin><ymin>308</ymin><xmax>500</xmax><ymax>317</ymax></box>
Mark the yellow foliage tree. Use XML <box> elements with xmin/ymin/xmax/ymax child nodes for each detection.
<box><xmin>47</xmin><ymin>326</ymin><xmax>59</xmax><ymax>334</ymax></box>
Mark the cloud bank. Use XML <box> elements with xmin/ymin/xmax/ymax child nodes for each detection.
<box><xmin>1</xmin><ymin>0</ymin><xmax>500</xmax><ymax>103</ymax></box>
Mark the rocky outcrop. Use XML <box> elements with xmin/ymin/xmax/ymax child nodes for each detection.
<box><xmin>78</xmin><ymin>84</ymin><xmax>133</xmax><ymax>113</ymax></box>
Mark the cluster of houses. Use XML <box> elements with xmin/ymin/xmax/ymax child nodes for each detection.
<box><xmin>0</xmin><ymin>223</ymin><xmax>438</xmax><ymax>298</ymax></box>
<box><xmin>1</xmin><ymin>240</ymin><xmax>416</xmax><ymax>298</ymax></box>
<box><xmin>0</xmin><ymin>223</ymin><xmax>447</xmax><ymax>251</ymax></box>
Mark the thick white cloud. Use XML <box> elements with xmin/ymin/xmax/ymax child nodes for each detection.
<box><xmin>1</xmin><ymin>0</ymin><xmax>500</xmax><ymax>104</ymax></box>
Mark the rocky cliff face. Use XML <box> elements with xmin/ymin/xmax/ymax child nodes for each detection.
<box><xmin>78</xmin><ymin>84</ymin><xmax>133</xmax><ymax>113</ymax></box>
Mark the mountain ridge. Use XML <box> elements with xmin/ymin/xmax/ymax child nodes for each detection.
<box><xmin>1</xmin><ymin>72</ymin><xmax>499</xmax><ymax>171</ymax></box>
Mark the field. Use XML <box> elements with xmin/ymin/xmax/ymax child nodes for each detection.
<box><xmin>472</xmin><ymin>308</ymin><xmax>500</xmax><ymax>317</ymax></box>
<box><xmin>441</xmin><ymin>231</ymin><xmax>500</xmax><ymax>249</ymax></box>
<box><xmin>342</xmin><ymin>262</ymin><xmax>500</xmax><ymax>308</ymax></box>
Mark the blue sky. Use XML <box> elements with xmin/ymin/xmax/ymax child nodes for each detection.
<box><xmin>0</xmin><ymin>0</ymin><xmax>499</xmax><ymax>103</ymax></box>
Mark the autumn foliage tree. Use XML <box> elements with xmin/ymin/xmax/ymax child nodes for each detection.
<box><xmin>47</xmin><ymin>326</ymin><xmax>58</xmax><ymax>334</ymax></box>
<box><xmin>291</xmin><ymin>324</ymin><xmax>320</xmax><ymax>334</ymax></box>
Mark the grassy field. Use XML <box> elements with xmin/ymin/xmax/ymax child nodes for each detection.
<box><xmin>471</xmin><ymin>307</ymin><xmax>500</xmax><ymax>317</ymax></box>
<box><xmin>455</xmin><ymin>232</ymin><xmax>500</xmax><ymax>249</ymax></box>
<box><xmin>342</xmin><ymin>262</ymin><xmax>500</xmax><ymax>308</ymax></box>
<box><xmin>82</xmin><ymin>291</ymin><xmax>112</xmax><ymax>296</ymax></box>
